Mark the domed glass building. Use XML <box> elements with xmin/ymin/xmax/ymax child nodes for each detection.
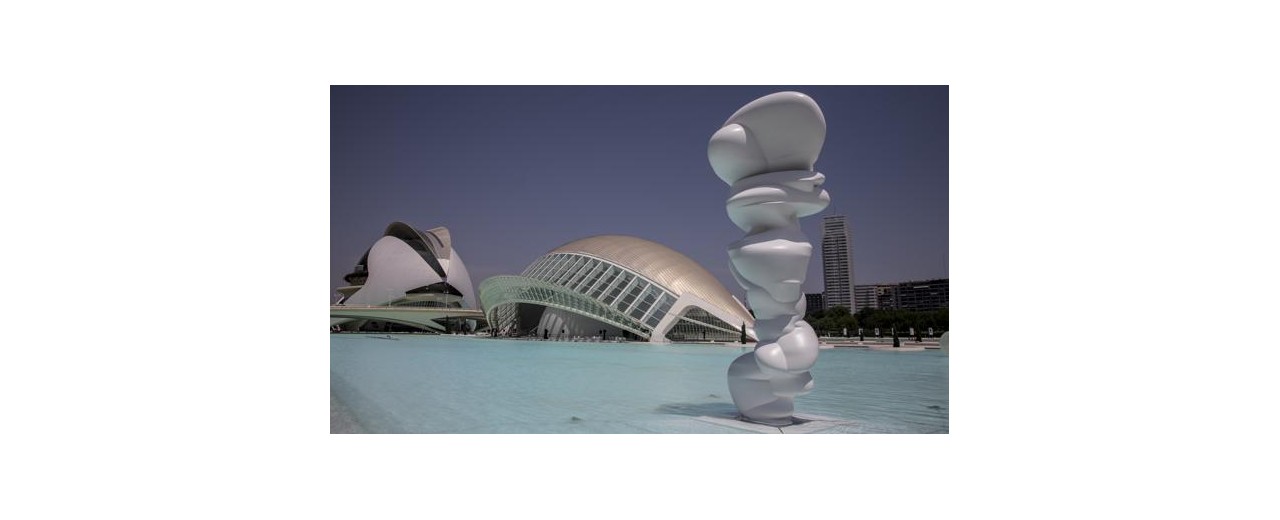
<box><xmin>480</xmin><ymin>235</ymin><xmax>756</xmax><ymax>342</ymax></box>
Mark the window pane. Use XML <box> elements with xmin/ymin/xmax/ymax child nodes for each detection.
<box><xmin>607</xmin><ymin>284</ymin><xmax>626</xmax><ymax>298</ymax></box>
<box><xmin>564</xmin><ymin>256</ymin><xmax>589</xmax><ymax>284</ymax></box>
<box><xmin>539</xmin><ymin>256</ymin><xmax>557</xmax><ymax>278</ymax></box>
<box><xmin>552</xmin><ymin>257</ymin><xmax>575</xmax><ymax>284</ymax></box>
<box><xmin>526</xmin><ymin>257</ymin><xmax>546</xmax><ymax>277</ymax></box>
<box><xmin>652</xmin><ymin>295</ymin><xmax>674</xmax><ymax>317</ymax></box>
<box><xmin>591</xmin><ymin>269</ymin><xmax>617</xmax><ymax>298</ymax></box>
<box><xmin>601</xmin><ymin>292</ymin><xmax>618</xmax><ymax>306</ymax></box>
<box><xmin>573</xmin><ymin>261</ymin><xmax>602</xmax><ymax>292</ymax></box>
<box><xmin>639</xmin><ymin>287</ymin><xmax>658</xmax><ymax>305</ymax></box>
<box><xmin>618</xmin><ymin>283</ymin><xmax>644</xmax><ymax>309</ymax></box>
<box><xmin>552</xmin><ymin>256</ymin><xmax>573</xmax><ymax>281</ymax></box>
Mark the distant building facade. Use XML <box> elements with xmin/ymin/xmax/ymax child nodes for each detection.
<box><xmin>805</xmin><ymin>293</ymin><xmax>825</xmax><ymax>314</ymax></box>
<box><xmin>821</xmin><ymin>215</ymin><xmax>855</xmax><ymax>313</ymax></box>
<box><xmin>894</xmin><ymin>279</ymin><xmax>949</xmax><ymax>311</ymax></box>
<box><xmin>853</xmin><ymin>285</ymin><xmax>877</xmax><ymax>312</ymax></box>
<box><xmin>854</xmin><ymin>279</ymin><xmax>948</xmax><ymax>312</ymax></box>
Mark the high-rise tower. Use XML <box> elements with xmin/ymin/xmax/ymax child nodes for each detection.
<box><xmin>821</xmin><ymin>215</ymin><xmax>854</xmax><ymax>313</ymax></box>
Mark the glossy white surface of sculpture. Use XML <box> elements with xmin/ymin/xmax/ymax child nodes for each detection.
<box><xmin>708</xmin><ymin>91</ymin><xmax>830</xmax><ymax>425</ymax></box>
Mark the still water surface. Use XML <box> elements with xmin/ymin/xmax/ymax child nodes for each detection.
<box><xmin>331</xmin><ymin>335</ymin><xmax>948</xmax><ymax>433</ymax></box>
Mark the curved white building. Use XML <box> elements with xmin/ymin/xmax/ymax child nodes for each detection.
<box><xmin>480</xmin><ymin>235</ymin><xmax>756</xmax><ymax>342</ymax></box>
<box><xmin>336</xmin><ymin>222</ymin><xmax>477</xmax><ymax>331</ymax></box>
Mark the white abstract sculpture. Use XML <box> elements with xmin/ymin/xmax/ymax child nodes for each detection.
<box><xmin>709</xmin><ymin>91</ymin><xmax>830</xmax><ymax>425</ymax></box>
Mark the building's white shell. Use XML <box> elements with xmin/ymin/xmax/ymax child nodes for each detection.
<box><xmin>338</xmin><ymin>222</ymin><xmax>477</xmax><ymax>310</ymax></box>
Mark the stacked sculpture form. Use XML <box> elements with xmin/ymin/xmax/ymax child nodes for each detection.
<box><xmin>708</xmin><ymin>92</ymin><xmax>830</xmax><ymax>425</ymax></box>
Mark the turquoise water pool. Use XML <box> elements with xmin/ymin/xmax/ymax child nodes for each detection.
<box><xmin>331</xmin><ymin>334</ymin><xmax>948</xmax><ymax>433</ymax></box>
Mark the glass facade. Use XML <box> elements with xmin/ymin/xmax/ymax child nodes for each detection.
<box><xmin>481</xmin><ymin>275</ymin><xmax>651</xmax><ymax>338</ymax></box>
<box><xmin>664</xmin><ymin>308</ymin><xmax>741</xmax><ymax>342</ymax></box>
<box><xmin>485</xmin><ymin>252</ymin><xmax>749</xmax><ymax>341</ymax></box>
<box><xmin>521</xmin><ymin>253</ymin><xmax>678</xmax><ymax>332</ymax></box>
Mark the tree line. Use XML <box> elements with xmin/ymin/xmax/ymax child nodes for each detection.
<box><xmin>805</xmin><ymin>306</ymin><xmax>948</xmax><ymax>337</ymax></box>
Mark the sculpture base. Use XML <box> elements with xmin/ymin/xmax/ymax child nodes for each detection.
<box><xmin>738</xmin><ymin>415</ymin><xmax>795</xmax><ymax>427</ymax></box>
<box><xmin>692</xmin><ymin>413</ymin><xmax>858</xmax><ymax>434</ymax></box>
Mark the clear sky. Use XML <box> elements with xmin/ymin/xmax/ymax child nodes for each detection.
<box><xmin>331</xmin><ymin>86</ymin><xmax>948</xmax><ymax>301</ymax></box>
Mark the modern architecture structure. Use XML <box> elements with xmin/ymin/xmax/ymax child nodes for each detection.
<box><xmin>892</xmin><ymin>278</ymin><xmax>949</xmax><ymax>311</ymax></box>
<box><xmin>853</xmin><ymin>278</ymin><xmax>948</xmax><ymax>312</ymax></box>
<box><xmin>821</xmin><ymin>215</ymin><xmax>855</xmax><ymax>313</ymax></box>
<box><xmin>853</xmin><ymin>285</ymin><xmax>877</xmax><ymax>312</ymax></box>
<box><xmin>853</xmin><ymin>283</ymin><xmax>894</xmax><ymax>311</ymax></box>
<box><xmin>805</xmin><ymin>293</ymin><xmax>825</xmax><ymax>314</ymax></box>
<box><xmin>480</xmin><ymin>235</ymin><xmax>756</xmax><ymax>343</ymax></box>
<box><xmin>333</xmin><ymin>221</ymin><xmax>479</xmax><ymax>332</ymax></box>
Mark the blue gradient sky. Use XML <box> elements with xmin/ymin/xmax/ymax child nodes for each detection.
<box><xmin>331</xmin><ymin>86</ymin><xmax>947</xmax><ymax>300</ymax></box>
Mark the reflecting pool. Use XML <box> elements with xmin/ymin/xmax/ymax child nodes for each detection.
<box><xmin>331</xmin><ymin>334</ymin><xmax>948</xmax><ymax>434</ymax></box>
